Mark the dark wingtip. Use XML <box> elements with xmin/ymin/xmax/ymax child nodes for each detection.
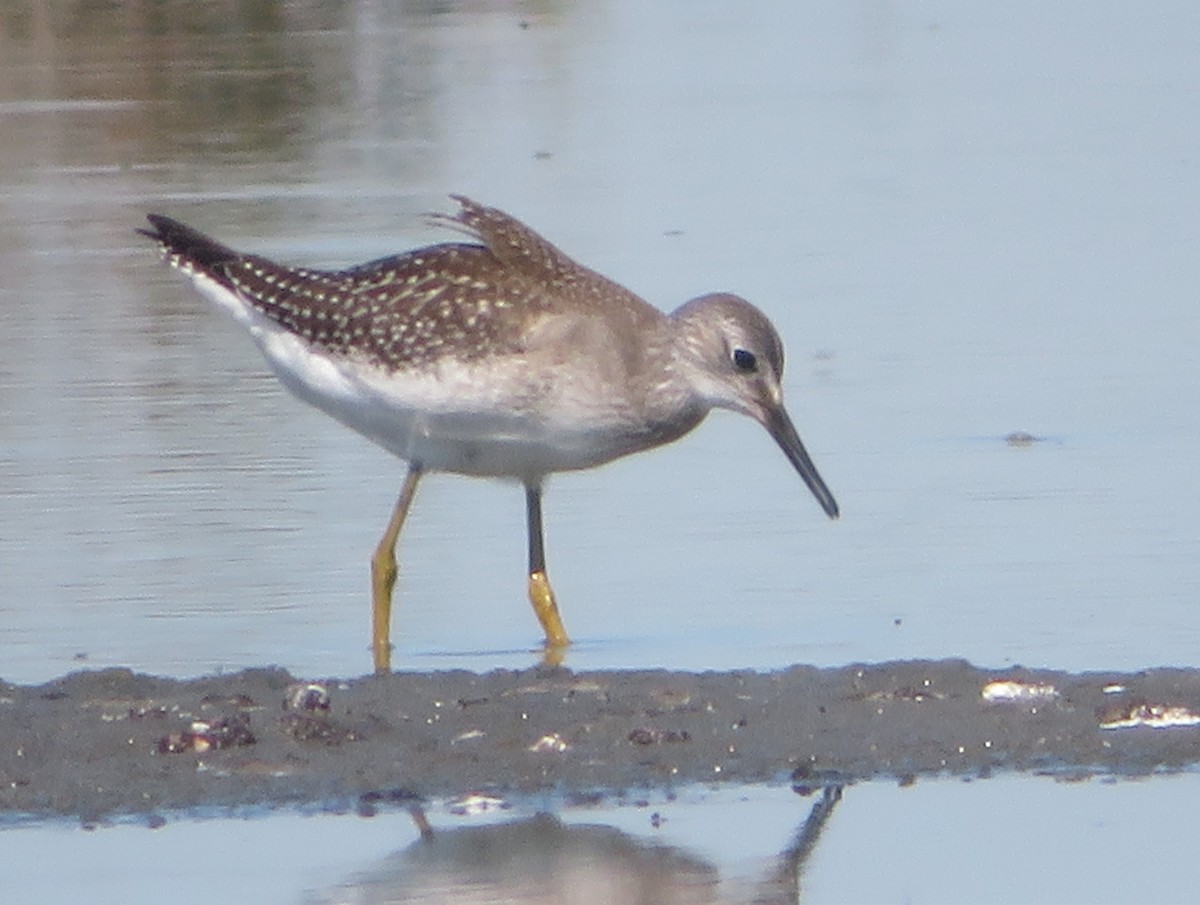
<box><xmin>136</xmin><ymin>214</ymin><xmax>240</xmax><ymax>270</ymax></box>
<box><xmin>136</xmin><ymin>222</ymin><xmax>162</xmax><ymax>243</ymax></box>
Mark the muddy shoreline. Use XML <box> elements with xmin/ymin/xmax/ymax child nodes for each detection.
<box><xmin>3</xmin><ymin>660</ymin><xmax>1200</xmax><ymax>823</ymax></box>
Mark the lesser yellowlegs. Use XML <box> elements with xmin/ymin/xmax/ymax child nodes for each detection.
<box><xmin>140</xmin><ymin>196</ymin><xmax>839</xmax><ymax>673</ymax></box>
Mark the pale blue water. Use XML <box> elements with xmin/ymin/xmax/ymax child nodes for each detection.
<box><xmin>4</xmin><ymin>0</ymin><xmax>1199</xmax><ymax>682</ymax></box>
<box><xmin>1</xmin><ymin>2</ymin><xmax>1199</xmax><ymax>901</ymax></box>
<box><xmin>5</xmin><ymin>775</ymin><xmax>1198</xmax><ymax>905</ymax></box>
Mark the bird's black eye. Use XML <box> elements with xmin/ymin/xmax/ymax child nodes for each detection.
<box><xmin>732</xmin><ymin>348</ymin><xmax>758</xmax><ymax>373</ymax></box>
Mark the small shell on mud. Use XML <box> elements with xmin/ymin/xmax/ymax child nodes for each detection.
<box><xmin>1099</xmin><ymin>701</ymin><xmax>1200</xmax><ymax>730</ymax></box>
<box><xmin>157</xmin><ymin>714</ymin><xmax>256</xmax><ymax>754</ymax></box>
<box><xmin>980</xmin><ymin>680</ymin><xmax>1059</xmax><ymax>703</ymax></box>
<box><xmin>528</xmin><ymin>733</ymin><xmax>570</xmax><ymax>753</ymax></box>
<box><xmin>284</xmin><ymin>682</ymin><xmax>331</xmax><ymax>712</ymax></box>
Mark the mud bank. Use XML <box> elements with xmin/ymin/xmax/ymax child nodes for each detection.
<box><xmin>3</xmin><ymin>660</ymin><xmax>1199</xmax><ymax>822</ymax></box>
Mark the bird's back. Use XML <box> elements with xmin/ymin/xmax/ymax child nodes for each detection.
<box><xmin>143</xmin><ymin>197</ymin><xmax>664</xmax><ymax>375</ymax></box>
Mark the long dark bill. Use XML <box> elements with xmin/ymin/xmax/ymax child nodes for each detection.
<box><xmin>765</xmin><ymin>406</ymin><xmax>840</xmax><ymax>519</ymax></box>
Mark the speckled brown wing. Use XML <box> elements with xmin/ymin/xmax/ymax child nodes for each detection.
<box><xmin>141</xmin><ymin>198</ymin><xmax>660</xmax><ymax>376</ymax></box>
<box><xmin>221</xmin><ymin>243</ymin><xmax>552</xmax><ymax>371</ymax></box>
<box><xmin>140</xmin><ymin>223</ymin><xmax>540</xmax><ymax>374</ymax></box>
<box><xmin>437</xmin><ymin>195</ymin><xmax>661</xmax><ymax>325</ymax></box>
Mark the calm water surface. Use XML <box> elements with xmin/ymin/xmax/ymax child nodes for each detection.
<box><xmin>4</xmin><ymin>1</ymin><xmax>1197</xmax><ymax>683</ymax></box>
<box><xmin>5</xmin><ymin>775</ymin><xmax>1200</xmax><ymax>905</ymax></box>
<box><xmin>3</xmin><ymin>1</ymin><xmax>1199</xmax><ymax>902</ymax></box>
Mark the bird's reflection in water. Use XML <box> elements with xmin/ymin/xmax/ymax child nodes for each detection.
<box><xmin>752</xmin><ymin>785</ymin><xmax>843</xmax><ymax>905</ymax></box>
<box><xmin>313</xmin><ymin>786</ymin><xmax>842</xmax><ymax>905</ymax></box>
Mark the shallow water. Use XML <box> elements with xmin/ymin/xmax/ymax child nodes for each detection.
<box><xmin>2</xmin><ymin>1</ymin><xmax>1199</xmax><ymax>901</ymax></box>
<box><xmin>3</xmin><ymin>1</ymin><xmax>1200</xmax><ymax>682</ymax></box>
<box><xmin>5</xmin><ymin>774</ymin><xmax>1200</xmax><ymax>905</ymax></box>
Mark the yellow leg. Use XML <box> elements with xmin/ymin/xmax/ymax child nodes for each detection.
<box><xmin>529</xmin><ymin>570</ymin><xmax>569</xmax><ymax>647</ymax></box>
<box><xmin>371</xmin><ymin>464</ymin><xmax>423</xmax><ymax>674</ymax></box>
<box><xmin>526</xmin><ymin>482</ymin><xmax>570</xmax><ymax>651</ymax></box>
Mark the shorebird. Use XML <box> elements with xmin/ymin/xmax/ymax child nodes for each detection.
<box><xmin>140</xmin><ymin>196</ymin><xmax>839</xmax><ymax>672</ymax></box>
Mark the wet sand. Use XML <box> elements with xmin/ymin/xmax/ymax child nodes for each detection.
<box><xmin>3</xmin><ymin>660</ymin><xmax>1199</xmax><ymax>823</ymax></box>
